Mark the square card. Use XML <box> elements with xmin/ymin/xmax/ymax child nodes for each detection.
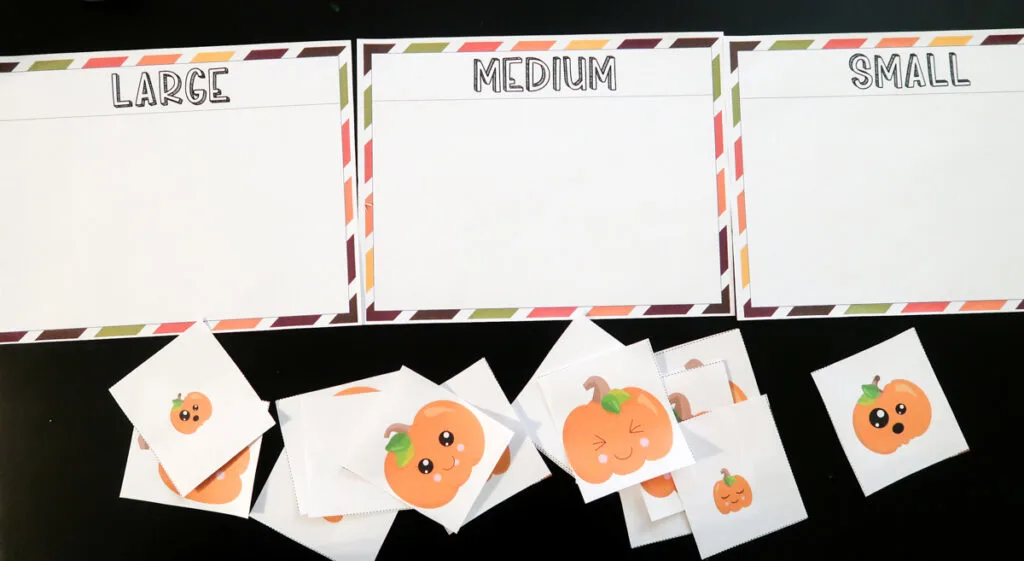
<box><xmin>811</xmin><ymin>328</ymin><xmax>968</xmax><ymax>496</ymax></box>
<box><xmin>619</xmin><ymin>485</ymin><xmax>691</xmax><ymax>549</ymax></box>
<box><xmin>671</xmin><ymin>396</ymin><xmax>807</xmax><ymax>559</ymax></box>
<box><xmin>277</xmin><ymin>372</ymin><xmax>407</xmax><ymax>517</ymax></box>
<box><xmin>252</xmin><ymin>450</ymin><xmax>398</xmax><ymax>561</ymax></box>
<box><xmin>109</xmin><ymin>322</ymin><xmax>274</xmax><ymax>494</ymax></box>
<box><xmin>511</xmin><ymin>318</ymin><xmax>624</xmax><ymax>475</ymax></box>
<box><xmin>0</xmin><ymin>40</ymin><xmax>360</xmax><ymax>345</ymax></box>
<box><xmin>640</xmin><ymin>360</ymin><xmax>736</xmax><ymax>521</ymax></box>
<box><xmin>654</xmin><ymin>329</ymin><xmax>760</xmax><ymax>404</ymax></box>
<box><xmin>538</xmin><ymin>340</ymin><xmax>695</xmax><ymax>503</ymax></box>
<box><xmin>307</xmin><ymin>367</ymin><xmax>514</xmax><ymax>532</ymax></box>
<box><xmin>358</xmin><ymin>32</ymin><xmax>732</xmax><ymax>324</ymax></box>
<box><xmin>121</xmin><ymin>422</ymin><xmax>263</xmax><ymax>518</ymax></box>
<box><xmin>442</xmin><ymin>359</ymin><xmax>551</xmax><ymax>528</ymax></box>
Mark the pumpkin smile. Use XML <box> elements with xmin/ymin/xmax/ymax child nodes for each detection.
<box><xmin>442</xmin><ymin>456</ymin><xmax>457</xmax><ymax>471</ymax></box>
<box><xmin>613</xmin><ymin>447</ymin><xmax>634</xmax><ymax>461</ymax></box>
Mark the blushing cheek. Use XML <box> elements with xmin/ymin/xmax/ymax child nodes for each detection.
<box><xmin>456</xmin><ymin>443</ymin><xmax>465</xmax><ymax>452</ymax></box>
<box><xmin>639</xmin><ymin>437</ymin><xmax>650</xmax><ymax>448</ymax></box>
<box><xmin>597</xmin><ymin>454</ymin><xmax>608</xmax><ymax>464</ymax></box>
<box><xmin>433</xmin><ymin>474</ymin><xmax>442</xmax><ymax>483</ymax></box>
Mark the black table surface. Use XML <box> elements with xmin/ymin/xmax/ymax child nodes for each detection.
<box><xmin>1</xmin><ymin>1</ymin><xmax>1021</xmax><ymax>560</ymax></box>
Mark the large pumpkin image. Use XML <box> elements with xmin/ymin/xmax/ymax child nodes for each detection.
<box><xmin>488</xmin><ymin>445</ymin><xmax>512</xmax><ymax>481</ymax></box>
<box><xmin>157</xmin><ymin>445</ymin><xmax>251</xmax><ymax>505</ymax></box>
<box><xmin>640</xmin><ymin>392</ymin><xmax>705</xmax><ymax>498</ymax></box>
<box><xmin>170</xmin><ymin>392</ymin><xmax>212</xmax><ymax>435</ymax></box>
<box><xmin>383</xmin><ymin>400</ymin><xmax>485</xmax><ymax>509</ymax></box>
<box><xmin>853</xmin><ymin>375</ymin><xmax>931</xmax><ymax>454</ymax></box>
<box><xmin>713</xmin><ymin>468</ymin><xmax>752</xmax><ymax>514</ymax></box>
<box><xmin>684</xmin><ymin>358</ymin><xmax>747</xmax><ymax>403</ymax></box>
<box><xmin>563</xmin><ymin>376</ymin><xmax>674</xmax><ymax>485</ymax></box>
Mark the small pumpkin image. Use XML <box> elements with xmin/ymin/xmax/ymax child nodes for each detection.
<box><xmin>334</xmin><ymin>386</ymin><xmax>378</xmax><ymax>397</ymax></box>
<box><xmin>157</xmin><ymin>445</ymin><xmax>251</xmax><ymax>505</ymax></box>
<box><xmin>684</xmin><ymin>358</ymin><xmax>747</xmax><ymax>403</ymax></box>
<box><xmin>713</xmin><ymin>468</ymin><xmax>752</xmax><ymax>514</ymax></box>
<box><xmin>640</xmin><ymin>393</ymin><xmax>704</xmax><ymax>498</ymax></box>
<box><xmin>488</xmin><ymin>445</ymin><xmax>512</xmax><ymax>481</ymax></box>
<box><xmin>322</xmin><ymin>515</ymin><xmax>344</xmax><ymax>523</ymax></box>
<box><xmin>383</xmin><ymin>400</ymin><xmax>485</xmax><ymax>509</ymax></box>
<box><xmin>853</xmin><ymin>375</ymin><xmax>932</xmax><ymax>454</ymax></box>
<box><xmin>170</xmin><ymin>392</ymin><xmax>212</xmax><ymax>435</ymax></box>
<box><xmin>563</xmin><ymin>376</ymin><xmax>674</xmax><ymax>485</ymax></box>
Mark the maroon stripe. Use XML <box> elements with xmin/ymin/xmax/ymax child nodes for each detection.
<box><xmin>618</xmin><ymin>38</ymin><xmax>662</xmax><ymax>49</ymax></box>
<box><xmin>245</xmin><ymin>48</ymin><xmax>288</xmax><ymax>61</ymax></box>
<box><xmin>703</xmin><ymin>287</ymin><xmax>731</xmax><ymax>314</ymax></box>
<box><xmin>363</xmin><ymin>44</ymin><xmax>396</xmax><ymax>74</ymax></box>
<box><xmin>347</xmin><ymin>236</ymin><xmax>356</xmax><ymax>284</ymax></box>
<box><xmin>0</xmin><ymin>331</ymin><xmax>28</xmax><ymax>343</ymax></box>
<box><xmin>788</xmin><ymin>305</ymin><xmax>835</xmax><ymax>317</ymax></box>
<box><xmin>271</xmin><ymin>315</ymin><xmax>320</xmax><ymax>328</ymax></box>
<box><xmin>330</xmin><ymin>295</ymin><xmax>359</xmax><ymax>324</ymax></box>
<box><xmin>0</xmin><ymin>62</ymin><xmax>17</xmax><ymax>73</ymax></box>
<box><xmin>670</xmin><ymin>37</ymin><xmax>719</xmax><ymax>49</ymax></box>
<box><xmin>730</xmin><ymin>41</ymin><xmax>760</xmax><ymax>72</ymax></box>
<box><xmin>718</xmin><ymin>227</ymin><xmax>729</xmax><ymax>274</ymax></box>
<box><xmin>410</xmin><ymin>309</ymin><xmax>459</xmax><ymax>321</ymax></box>
<box><xmin>644</xmin><ymin>304</ymin><xmax>694</xmax><ymax>316</ymax></box>
<box><xmin>743</xmin><ymin>299</ymin><xmax>777</xmax><ymax>318</ymax></box>
<box><xmin>366</xmin><ymin>303</ymin><xmax>401</xmax><ymax>321</ymax></box>
<box><xmin>981</xmin><ymin>34</ymin><xmax>1024</xmax><ymax>45</ymax></box>
<box><xmin>1017</xmin><ymin>301</ymin><xmax>1024</xmax><ymax>310</ymax></box>
<box><xmin>36</xmin><ymin>328</ymin><xmax>87</xmax><ymax>341</ymax></box>
<box><xmin>297</xmin><ymin>46</ymin><xmax>346</xmax><ymax>58</ymax></box>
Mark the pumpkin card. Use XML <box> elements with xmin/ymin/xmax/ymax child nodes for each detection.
<box><xmin>441</xmin><ymin>359</ymin><xmax>551</xmax><ymax>528</ymax></box>
<box><xmin>109</xmin><ymin>321</ymin><xmax>275</xmax><ymax>495</ymax></box>
<box><xmin>538</xmin><ymin>340</ymin><xmax>696</xmax><ymax>503</ymax></box>
<box><xmin>811</xmin><ymin>328</ymin><xmax>969</xmax><ymax>496</ymax></box>
<box><xmin>512</xmin><ymin>318</ymin><xmax>624</xmax><ymax>476</ymax></box>
<box><xmin>618</xmin><ymin>484</ymin><xmax>692</xmax><ymax>549</ymax></box>
<box><xmin>654</xmin><ymin>328</ymin><xmax>760</xmax><ymax>405</ymax></box>
<box><xmin>640</xmin><ymin>360</ymin><xmax>736</xmax><ymax>521</ymax></box>
<box><xmin>277</xmin><ymin>372</ymin><xmax>408</xmax><ymax>517</ymax></box>
<box><xmin>252</xmin><ymin>450</ymin><xmax>398</xmax><ymax>561</ymax></box>
<box><xmin>671</xmin><ymin>396</ymin><xmax>806</xmax><ymax>559</ymax></box>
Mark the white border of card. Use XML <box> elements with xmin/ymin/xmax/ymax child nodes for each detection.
<box><xmin>654</xmin><ymin>328</ymin><xmax>761</xmax><ymax>401</ymax></box>
<box><xmin>811</xmin><ymin>328</ymin><xmax>969</xmax><ymax>495</ymax></box>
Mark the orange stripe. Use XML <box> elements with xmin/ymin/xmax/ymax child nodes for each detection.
<box><xmin>587</xmin><ymin>306</ymin><xmax>634</xmax><ymax>317</ymax></box>
<box><xmin>192</xmin><ymin>51</ymin><xmax>234</xmax><ymax>63</ymax></box>
<box><xmin>83</xmin><ymin>56</ymin><xmax>128</xmax><ymax>68</ymax></box>
<box><xmin>740</xmin><ymin>246</ymin><xmax>750</xmax><ymax>288</ymax></box>
<box><xmin>565</xmin><ymin>39</ymin><xmax>609</xmax><ymax>50</ymax></box>
<box><xmin>458</xmin><ymin>41</ymin><xmax>503</xmax><ymax>52</ymax></box>
<box><xmin>342</xmin><ymin>120</ymin><xmax>352</xmax><ymax>166</ymax></box>
<box><xmin>154</xmin><ymin>321</ymin><xmax>195</xmax><ymax>334</ymax></box>
<box><xmin>737</xmin><ymin>191</ymin><xmax>747</xmax><ymax>234</ymax></box>
<box><xmin>823</xmin><ymin>38</ymin><xmax>867</xmax><ymax>49</ymax></box>
<box><xmin>930</xmin><ymin>36</ymin><xmax>972</xmax><ymax>46</ymax></box>
<box><xmin>512</xmin><ymin>40</ymin><xmax>557</xmax><ymax>51</ymax></box>
<box><xmin>717</xmin><ymin>169</ymin><xmax>726</xmax><ymax>216</ymax></box>
<box><xmin>960</xmin><ymin>300</ymin><xmax>1006</xmax><ymax>311</ymax></box>
<box><xmin>344</xmin><ymin>178</ymin><xmax>353</xmax><ymax>226</ymax></box>
<box><xmin>365</xmin><ymin>248</ymin><xmax>375</xmax><ymax>291</ymax></box>
<box><xmin>902</xmin><ymin>302</ymin><xmax>949</xmax><ymax>314</ymax></box>
<box><xmin>528</xmin><ymin>307</ymin><xmax>576</xmax><ymax>318</ymax></box>
<box><xmin>365</xmin><ymin>193</ymin><xmax>374</xmax><ymax>237</ymax></box>
<box><xmin>877</xmin><ymin>37</ymin><xmax>919</xmax><ymax>48</ymax></box>
<box><xmin>213</xmin><ymin>318</ymin><xmax>261</xmax><ymax>331</ymax></box>
<box><xmin>138</xmin><ymin>54</ymin><xmax>181</xmax><ymax>66</ymax></box>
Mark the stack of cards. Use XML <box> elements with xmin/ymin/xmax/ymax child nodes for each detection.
<box><xmin>110</xmin><ymin>322</ymin><xmax>276</xmax><ymax>518</ymax></box>
<box><xmin>513</xmin><ymin>320</ymin><xmax>807</xmax><ymax>558</ymax></box>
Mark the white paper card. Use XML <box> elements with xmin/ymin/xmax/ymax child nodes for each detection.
<box><xmin>539</xmin><ymin>340</ymin><xmax>695</xmax><ymax>502</ymax></box>
<box><xmin>109</xmin><ymin>322</ymin><xmax>274</xmax><ymax>494</ymax></box>
<box><xmin>811</xmin><ymin>328</ymin><xmax>968</xmax><ymax>495</ymax></box>
<box><xmin>252</xmin><ymin>450</ymin><xmax>397</xmax><ymax>561</ymax></box>
<box><xmin>654</xmin><ymin>329</ymin><xmax>759</xmax><ymax>403</ymax></box>
<box><xmin>619</xmin><ymin>485</ymin><xmax>692</xmax><ymax>549</ymax></box>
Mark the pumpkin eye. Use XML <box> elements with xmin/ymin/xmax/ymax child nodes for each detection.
<box><xmin>193</xmin><ymin>404</ymin><xmax>199</xmax><ymax>411</ymax></box>
<box><xmin>869</xmin><ymin>408</ymin><xmax>889</xmax><ymax>429</ymax></box>
<box><xmin>734</xmin><ymin>488</ymin><xmax>745</xmax><ymax>494</ymax></box>
<box><xmin>178</xmin><ymin>410</ymin><xmax>190</xmax><ymax>422</ymax></box>
<box><xmin>418</xmin><ymin>458</ymin><xmax>434</xmax><ymax>474</ymax></box>
<box><xmin>438</xmin><ymin>431</ymin><xmax>454</xmax><ymax>447</ymax></box>
<box><xmin>629</xmin><ymin>420</ymin><xmax>643</xmax><ymax>434</ymax></box>
<box><xmin>720</xmin><ymin>495</ymin><xmax>730</xmax><ymax>500</ymax></box>
<box><xmin>592</xmin><ymin>436</ymin><xmax>606</xmax><ymax>450</ymax></box>
<box><xmin>895</xmin><ymin>403</ymin><xmax>907</xmax><ymax>415</ymax></box>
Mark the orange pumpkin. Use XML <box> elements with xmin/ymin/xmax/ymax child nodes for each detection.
<box><xmin>322</xmin><ymin>515</ymin><xmax>344</xmax><ymax>523</ymax></box>
<box><xmin>684</xmin><ymin>358</ymin><xmax>747</xmax><ymax>403</ymax></box>
<box><xmin>563</xmin><ymin>376</ymin><xmax>674</xmax><ymax>485</ymax></box>
<box><xmin>639</xmin><ymin>392</ymin><xmax>704</xmax><ymax>498</ymax></box>
<box><xmin>383</xmin><ymin>400</ymin><xmax>485</xmax><ymax>509</ymax></box>
<box><xmin>334</xmin><ymin>386</ymin><xmax>378</xmax><ymax>397</ymax></box>
<box><xmin>158</xmin><ymin>446</ymin><xmax>251</xmax><ymax>505</ymax></box>
<box><xmin>713</xmin><ymin>468</ymin><xmax>752</xmax><ymax>514</ymax></box>
<box><xmin>170</xmin><ymin>392</ymin><xmax>212</xmax><ymax>435</ymax></box>
<box><xmin>488</xmin><ymin>445</ymin><xmax>512</xmax><ymax>481</ymax></box>
<box><xmin>853</xmin><ymin>375</ymin><xmax>931</xmax><ymax>454</ymax></box>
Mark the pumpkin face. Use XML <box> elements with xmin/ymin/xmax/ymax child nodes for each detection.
<box><xmin>563</xmin><ymin>376</ymin><xmax>674</xmax><ymax>485</ymax></box>
<box><xmin>158</xmin><ymin>446</ymin><xmax>250</xmax><ymax>505</ymax></box>
<box><xmin>170</xmin><ymin>392</ymin><xmax>212</xmax><ymax>435</ymax></box>
<box><xmin>488</xmin><ymin>445</ymin><xmax>512</xmax><ymax>481</ymax></box>
<box><xmin>713</xmin><ymin>468</ymin><xmax>752</xmax><ymax>514</ymax></box>
<box><xmin>383</xmin><ymin>400</ymin><xmax>485</xmax><ymax>509</ymax></box>
<box><xmin>684</xmin><ymin>358</ymin><xmax>747</xmax><ymax>403</ymax></box>
<box><xmin>853</xmin><ymin>375</ymin><xmax>931</xmax><ymax>454</ymax></box>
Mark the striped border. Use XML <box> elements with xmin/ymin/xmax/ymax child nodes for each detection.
<box><xmin>358</xmin><ymin>35</ymin><xmax>732</xmax><ymax>323</ymax></box>
<box><xmin>729</xmin><ymin>31</ymin><xmax>1024</xmax><ymax>319</ymax></box>
<box><xmin>0</xmin><ymin>43</ymin><xmax>361</xmax><ymax>345</ymax></box>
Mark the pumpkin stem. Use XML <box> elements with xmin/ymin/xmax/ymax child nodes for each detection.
<box><xmin>684</xmin><ymin>358</ymin><xmax>704</xmax><ymax>370</ymax></box>
<box><xmin>583</xmin><ymin>376</ymin><xmax>611</xmax><ymax>403</ymax></box>
<box><xmin>721</xmin><ymin>468</ymin><xmax>730</xmax><ymax>477</ymax></box>
<box><xmin>871</xmin><ymin>375</ymin><xmax>880</xmax><ymax>387</ymax></box>
<box><xmin>383</xmin><ymin>423</ymin><xmax>412</xmax><ymax>438</ymax></box>
<box><xmin>137</xmin><ymin>434</ymin><xmax>149</xmax><ymax>450</ymax></box>
<box><xmin>668</xmin><ymin>393</ymin><xmax>694</xmax><ymax>422</ymax></box>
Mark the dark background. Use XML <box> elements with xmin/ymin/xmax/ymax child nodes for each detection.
<box><xmin>1</xmin><ymin>1</ymin><xmax>1021</xmax><ymax>559</ymax></box>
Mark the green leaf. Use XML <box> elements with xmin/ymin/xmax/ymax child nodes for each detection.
<box><xmin>385</xmin><ymin>432</ymin><xmax>411</xmax><ymax>453</ymax></box>
<box><xmin>859</xmin><ymin>383</ymin><xmax>881</xmax><ymax>405</ymax></box>
<box><xmin>171</xmin><ymin>398</ymin><xmax>184</xmax><ymax>411</ymax></box>
<box><xmin>608</xmin><ymin>389</ymin><xmax>631</xmax><ymax>403</ymax></box>
<box><xmin>723</xmin><ymin>474</ymin><xmax>737</xmax><ymax>487</ymax></box>
<box><xmin>601</xmin><ymin>394</ymin><xmax>622</xmax><ymax>414</ymax></box>
<box><xmin>673</xmin><ymin>407</ymin><xmax>681</xmax><ymax>422</ymax></box>
<box><xmin>395</xmin><ymin>446</ymin><xmax>415</xmax><ymax>468</ymax></box>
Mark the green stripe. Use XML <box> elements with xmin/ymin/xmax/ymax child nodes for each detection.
<box><xmin>339</xmin><ymin>64</ymin><xmax>349</xmax><ymax>109</ymax></box>
<box><xmin>96</xmin><ymin>325</ymin><xmax>146</xmax><ymax>337</ymax></box>
<box><xmin>769</xmin><ymin>40</ymin><xmax>814</xmax><ymax>51</ymax></box>
<box><xmin>469</xmin><ymin>308</ymin><xmax>518</xmax><ymax>320</ymax></box>
<box><xmin>844</xmin><ymin>304</ymin><xmax>892</xmax><ymax>315</ymax></box>
<box><xmin>404</xmin><ymin>42</ymin><xmax>449</xmax><ymax>53</ymax></box>
<box><xmin>731</xmin><ymin>84</ymin><xmax>741</xmax><ymax>126</ymax></box>
<box><xmin>711</xmin><ymin>55</ymin><xmax>721</xmax><ymax>101</ymax></box>
<box><xmin>29</xmin><ymin>59</ymin><xmax>73</xmax><ymax>71</ymax></box>
<box><xmin>363</xmin><ymin>85</ymin><xmax>372</xmax><ymax>128</ymax></box>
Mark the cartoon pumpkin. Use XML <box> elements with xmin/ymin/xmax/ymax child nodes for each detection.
<box><xmin>322</xmin><ymin>515</ymin><xmax>344</xmax><ymax>523</ymax></box>
<box><xmin>170</xmin><ymin>392</ymin><xmax>212</xmax><ymax>435</ymax></box>
<box><xmin>156</xmin><ymin>445</ymin><xmax>251</xmax><ymax>505</ymax></box>
<box><xmin>684</xmin><ymin>358</ymin><xmax>747</xmax><ymax>403</ymax></box>
<box><xmin>383</xmin><ymin>400</ymin><xmax>485</xmax><ymax>509</ymax></box>
<box><xmin>563</xmin><ymin>376</ymin><xmax>674</xmax><ymax>485</ymax></box>
<box><xmin>488</xmin><ymin>445</ymin><xmax>512</xmax><ymax>481</ymax></box>
<box><xmin>713</xmin><ymin>468</ymin><xmax>752</xmax><ymax>514</ymax></box>
<box><xmin>853</xmin><ymin>375</ymin><xmax>931</xmax><ymax>454</ymax></box>
<box><xmin>640</xmin><ymin>392</ymin><xmax>705</xmax><ymax>498</ymax></box>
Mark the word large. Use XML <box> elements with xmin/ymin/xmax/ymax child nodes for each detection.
<box><xmin>112</xmin><ymin>67</ymin><xmax>230</xmax><ymax>109</ymax></box>
<box><xmin>849</xmin><ymin>52</ymin><xmax>970</xmax><ymax>90</ymax></box>
<box><xmin>473</xmin><ymin>56</ymin><xmax>617</xmax><ymax>93</ymax></box>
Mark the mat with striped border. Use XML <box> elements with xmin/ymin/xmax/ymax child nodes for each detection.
<box><xmin>357</xmin><ymin>33</ymin><xmax>734</xmax><ymax>324</ymax></box>
<box><xmin>728</xmin><ymin>30</ymin><xmax>1024</xmax><ymax>320</ymax></box>
<box><xmin>0</xmin><ymin>41</ymin><xmax>361</xmax><ymax>345</ymax></box>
